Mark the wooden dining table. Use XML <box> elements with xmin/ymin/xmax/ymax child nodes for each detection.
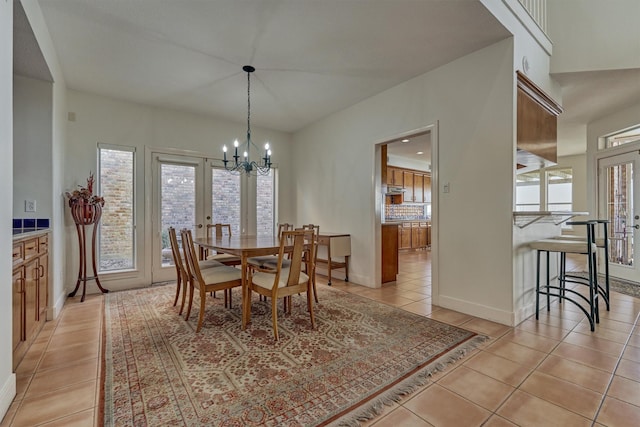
<box><xmin>192</xmin><ymin>235</ymin><xmax>290</xmax><ymax>329</ymax></box>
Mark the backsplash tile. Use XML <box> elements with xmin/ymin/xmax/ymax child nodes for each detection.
<box><xmin>12</xmin><ymin>218</ymin><xmax>50</xmax><ymax>234</ymax></box>
<box><xmin>385</xmin><ymin>204</ymin><xmax>429</xmax><ymax>220</ymax></box>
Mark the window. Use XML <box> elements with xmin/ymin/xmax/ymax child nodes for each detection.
<box><xmin>98</xmin><ymin>145</ymin><xmax>135</xmax><ymax>272</ymax></box>
<box><xmin>256</xmin><ymin>169</ymin><xmax>275</xmax><ymax>236</ymax></box>
<box><xmin>547</xmin><ymin>167</ymin><xmax>572</xmax><ymax>211</ymax></box>
<box><xmin>211</xmin><ymin>168</ymin><xmax>241</xmax><ymax>235</ymax></box>
<box><xmin>516</xmin><ymin>167</ymin><xmax>573</xmax><ymax>225</ymax></box>
<box><xmin>515</xmin><ymin>171</ymin><xmax>541</xmax><ymax>211</ymax></box>
<box><xmin>603</xmin><ymin>125</ymin><xmax>640</xmax><ymax>149</ymax></box>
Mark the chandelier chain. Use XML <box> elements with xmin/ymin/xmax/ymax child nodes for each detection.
<box><xmin>246</xmin><ymin>69</ymin><xmax>251</xmax><ymax>141</ymax></box>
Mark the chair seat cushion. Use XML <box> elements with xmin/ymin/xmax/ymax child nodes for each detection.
<box><xmin>207</xmin><ymin>253</ymin><xmax>241</xmax><ymax>263</ymax></box>
<box><xmin>247</xmin><ymin>255</ymin><xmax>291</xmax><ymax>269</ymax></box>
<box><xmin>530</xmin><ymin>239</ymin><xmax>597</xmax><ymax>254</ymax></box>
<box><xmin>198</xmin><ymin>259</ymin><xmax>225</xmax><ymax>269</ymax></box>
<box><xmin>252</xmin><ymin>269</ymin><xmax>309</xmax><ymax>290</ymax></box>
<box><xmin>200</xmin><ymin>265</ymin><xmax>242</xmax><ymax>284</ymax></box>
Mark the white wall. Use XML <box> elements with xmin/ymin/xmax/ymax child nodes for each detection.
<box><xmin>13</xmin><ymin>75</ymin><xmax>52</xmax><ymax>218</ymax></box>
<box><xmin>586</xmin><ymin>102</ymin><xmax>640</xmax><ymax>214</ymax></box>
<box><xmin>0</xmin><ymin>0</ymin><xmax>15</xmax><ymax>420</ymax></box>
<box><xmin>21</xmin><ymin>0</ymin><xmax>69</xmax><ymax>321</ymax></box>
<box><xmin>65</xmin><ymin>90</ymin><xmax>293</xmax><ymax>291</ymax></box>
<box><xmin>548</xmin><ymin>0</ymin><xmax>640</xmax><ymax>73</ymax></box>
<box><xmin>292</xmin><ymin>38</ymin><xmax>516</xmax><ymax>322</ymax></box>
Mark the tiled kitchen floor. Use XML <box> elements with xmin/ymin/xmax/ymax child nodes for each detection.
<box><xmin>2</xmin><ymin>250</ymin><xmax>639</xmax><ymax>426</ymax></box>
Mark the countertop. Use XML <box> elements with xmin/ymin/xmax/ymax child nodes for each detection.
<box><xmin>13</xmin><ymin>228</ymin><xmax>51</xmax><ymax>241</ymax></box>
<box><xmin>384</xmin><ymin>219</ymin><xmax>430</xmax><ymax>225</ymax></box>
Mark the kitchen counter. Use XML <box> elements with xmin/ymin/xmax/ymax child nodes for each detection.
<box><xmin>13</xmin><ymin>228</ymin><xmax>51</xmax><ymax>241</ymax></box>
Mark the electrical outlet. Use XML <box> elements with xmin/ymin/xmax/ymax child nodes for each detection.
<box><xmin>443</xmin><ymin>183</ymin><xmax>450</xmax><ymax>193</ymax></box>
<box><xmin>25</xmin><ymin>199</ymin><xmax>36</xmax><ymax>212</ymax></box>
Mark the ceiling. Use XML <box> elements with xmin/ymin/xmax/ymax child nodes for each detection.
<box><xmin>14</xmin><ymin>1</ymin><xmax>640</xmax><ymax>161</ymax></box>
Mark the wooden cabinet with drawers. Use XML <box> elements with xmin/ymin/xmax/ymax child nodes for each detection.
<box><xmin>13</xmin><ymin>232</ymin><xmax>49</xmax><ymax>370</ymax></box>
<box><xmin>398</xmin><ymin>222</ymin><xmax>431</xmax><ymax>250</ymax></box>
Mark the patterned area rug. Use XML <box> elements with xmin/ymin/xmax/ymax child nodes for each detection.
<box><xmin>572</xmin><ymin>272</ymin><xmax>640</xmax><ymax>299</ymax></box>
<box><xmin>103</xmin><ymin>284</ymin><xmax>485</xmax><ymax>426</ymax></box>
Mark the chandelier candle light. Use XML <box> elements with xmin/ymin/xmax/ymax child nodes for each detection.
<box><xmin>223</xmin><ymin>65</ymin><xmax>272</xmax><ymax>175</ymax></box>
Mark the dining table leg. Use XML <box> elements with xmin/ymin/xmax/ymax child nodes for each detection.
<box><xmin>241</xmin><ymin>255</ymin><xmax>249</xmax><ymax>330</ymax></box>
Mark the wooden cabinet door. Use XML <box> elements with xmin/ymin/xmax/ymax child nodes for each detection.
<box><xmin>386</xmin><ymin>166</ymin><xmax>395</xmax><ymax>185</ymax></box>
<box><xmin>424</xmin><ymin>175</ymin><xmax>431</xmax><ymax>203</ymax></box>
<box><xmin>388</xmin><ymin>167</ymin><xmax>403</xmax><ymax>186</ymax></box>
<box><xmin>411</xmin><ymin>226</ymin><xmax>420</xmax><ymax>248</ymax></box>
<box><xmin>403</xmin><ymin>171</ymin><xmax>414</xmax><ymax>201</ymax></box>
<box><xmin>382</xmin><ymin>225</ymin><xmax>398</xmax><ymax>283</ymax></box>
<box><xmin>37</xmin><ymin>255</ymin><xmax>48</xmax><ymax>321</ymax></box>
<box><xmin>24</xmin><ymin>258</ymin><xmax>38</xmax><ymax>341</ymax></box>
<box><xmin>399</xmin><ymin>225</ymin><xmax>411</xmax><ymax>249</ymax></box>
<box><xmin>13</xmin><ymin>268</ymin><xmax>24</xmax><ymax>351</ymax></box>
<box><xmin>414</xmin><ymin>174</ymin><xmax>424</xmax><ymax>203</ymax></box>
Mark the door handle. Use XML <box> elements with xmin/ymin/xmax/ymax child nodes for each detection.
<box><xmin>626</xmin><ymin>225</ymin><xmax>639</xmax><ymax>230</ymax></box>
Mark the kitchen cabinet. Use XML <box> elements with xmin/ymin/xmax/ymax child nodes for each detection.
<box><xmin>13</xmin><ymin>232</ymin><xmax>49</xmax><ymax>370</ymax></box>
<box><xmin>403</xmin><ymin>171</ymin><xmax>414</xmax><ymax>199</ymax></box>
<box><xmin>382</xmin><ymin>224</ymin><xmax>399</xmax><ymax>283</ymax></box>
<box><xmin>398</xmin><ymin>222</ymin><xmax>430</xmax><ymax>250</ymax></box>
<box><xmin>413</xmin><ymin>173</ymin><xmax>424</xmax><ymax>203</ymax></box>
<box><xmin>399</xmin><ymin>223</ymin><xmax>412</xmax><ymax>249</ymax></box>
<box><xmin>387</xmin><ymin>167</ymin><xmax>403</xmax><ymax>187</ymax></box>
<box><xmin>424</xmin><ymin>175</ymin><xmax>431</xmax><ymax>203</ymax></box>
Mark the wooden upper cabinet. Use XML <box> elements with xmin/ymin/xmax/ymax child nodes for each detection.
<box><xmin>387</xmin><ymin>167</ymin><xmax>403</xmax><ymax>186</ymax></box>
<box><xmin>516</xmin><ymin>71</ymin><xmax>563</xmax><ymax>169</ymax></box>
<box><xmin>403</xmin><ymin>171</ymin><xmax>414</xmax><ymax>200</ymax></box>
<box><xmin>413</xmin><ymin>173</ymin><xmax>424</xmax><ymax>203</ymax></box>
<box><xmin>424</xmin><ymin>175</ymin><xmax>431</xmax><ymax>203</ymax></box>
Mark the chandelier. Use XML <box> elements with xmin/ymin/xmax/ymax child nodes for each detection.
<box><xmin>222</xmin><ymin>65</ymin><xmax>272</xmax><ymax>175</ymax></box>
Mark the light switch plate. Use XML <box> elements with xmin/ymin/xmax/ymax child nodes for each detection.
<box><xmin>25</xmin><ymin>199</ymin><xmax>36</xmax><ymax>212</ymax></box>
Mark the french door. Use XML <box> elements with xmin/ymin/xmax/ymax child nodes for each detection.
<box><xmin>598</xmin><ymin>151</ymin><xmax>640</xmax><ymax>282</ymax></box>
<box><xmin>150</xmin><ymin>153</ymin><xmax>241</xmax><ymax>283</ymax></box>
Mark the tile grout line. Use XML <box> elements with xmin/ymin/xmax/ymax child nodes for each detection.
<box><xmin>589</xmin><ymin>309</ymin><xmax>640</xmax><ymax>427</ymax></box>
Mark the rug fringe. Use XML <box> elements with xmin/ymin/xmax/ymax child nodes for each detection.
<box><xmin>329</xmin><ymin>334</ymin><xmax>489</xmax><ymax>427</ymax></box>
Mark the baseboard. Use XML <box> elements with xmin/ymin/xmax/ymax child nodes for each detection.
<box><xmin>0</xmin><ymin>373</ymin><xmax>16</xmax><ymax>424</ymax></box>
<box><xmin>438</xmin><ymin>295</ymin><xmax>514</xmax><ymax>326</ymax></box>
<box><xmin>50</xmin><ymin>290</ymin><xmax>67</xmax><ymax>320</ymax></box>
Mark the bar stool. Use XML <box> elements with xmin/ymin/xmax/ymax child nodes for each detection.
<box><xmin>530</xmin><ymin>220</ymin><xmax>599</xmax><ymax>331</ymax></box>
<box><xmin>552</xmin><ymin>219</ymin><xmax>610</xmax><ymax>311</ymax></box>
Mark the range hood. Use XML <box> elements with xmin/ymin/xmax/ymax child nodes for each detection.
<box><xmin>385</xmin><ymin>186</ymin><xmax>406</xmax><ymax>196</ymax></box>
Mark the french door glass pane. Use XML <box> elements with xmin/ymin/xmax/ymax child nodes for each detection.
<box><xmin>256</xmin><ymin>169</ymin><xmax>275</xmax><ymax>236</ymax></box>
<box><xmin>606</xmin><ymin>162</ymin><xmax>634</xmax><ymax>266</ymax></box>
<box><xmin>211</xmin><ymin>168</ymin><xmax>240</xmax><ymax>235</ymax></box>
<box><xmin>99</xmin><ymin>148</ymin><xmax>135</xmax><ymax>272</ymax></box>
<box><xmin>161</xmin><ymin>164</ymin><xmax>196</xmax><ymax>266</ymax></box>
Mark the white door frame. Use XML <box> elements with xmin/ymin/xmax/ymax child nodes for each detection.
<box><xmin>597</xmin><ymin>146</ymin><xmax>640</xmax><ymax>283</ymax></box>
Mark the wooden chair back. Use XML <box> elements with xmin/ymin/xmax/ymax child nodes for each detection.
<box><xmin>207</xmin><ymin>223</ymin><xmax>232</xmax><ymax>239</ymax></box>
<box><xmin>277</xmin><ymin>223</ymin><xmax>294</xmax><ymax>237</ymax></box>
<box><xmin>168</xmin><ymin>227</ymin><xmax>188</xmax><ymax>309</ymax></box>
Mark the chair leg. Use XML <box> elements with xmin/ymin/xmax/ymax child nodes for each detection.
<box><xmin>185</xmin><ymin>283</ymin><xmax>194</xmax><ymax>321</ymax></box>
<box><xmin>228</xmin><ymin>288</ymin><xmax>233</xmax><ymax>308</ymax></box>
<box><xmin>545</xmin><ymin>251</ymin><xmax>550</xmax><ymax>311</ymax></box>
<box><xmin>535</xmin><ymin>250</ymin><xmax>540</xmax><ymax>319</ymax></box>
<box><xmin>179</xmin><ymin>276</ymin><xmax>189</xmax><ymax>315</ymax></box>
<box><xmin>173</xmin><ymin>273</ymin><xmax>181</xmax><ymax>306</ymax></box>
<box><xmin>312</xmin><ymin>274</ymin><xmax>319</xmax><ymax>304</ymax></box>
<box><xmin>271</xmin><ymin>297</ymin><xmax>279</xmax><ymax>341</ymax></box>
<box><xmin>197</xmin><ymin>291</ymin><xmax>206</xmax><ymax>333</ymax></box>
<box><xmin>307</xmin><ymin>286</ymin><xmax>316</xmax><ymax>329</ymax></box>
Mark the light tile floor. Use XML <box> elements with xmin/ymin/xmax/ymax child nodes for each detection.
<box><xmin>2</xmin><ymin>250</ymin><xmax>640</xmax><ymax>426</ymax></box>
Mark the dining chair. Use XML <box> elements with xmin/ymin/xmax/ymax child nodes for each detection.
<box><xmin>247</xmin><ymin>222</ymin><xmax>294</xmax><ymax>270</ymax></box>
<box><xmin>299</xmin><ymin>224</ymin><xmax>320</xmax><ymax>303</ymax></box>
<box><xmin>205</xmin><ymin>223</ymin><xmax>242</xmax><ymax>266</ymax></box>
<box><xmin>247</xmin><ymin>229</ymin><xmax>317</xmax><ymax>341</ymax></box>
<box><xmin>167</xmin><ymin>227</ymin><xmax>224</xmax><ymax>315</ymax></box>
<box><xmin>181</xmin><ymin>229</ymin><xmax>243</xmax><ymax>332</ymax></box>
